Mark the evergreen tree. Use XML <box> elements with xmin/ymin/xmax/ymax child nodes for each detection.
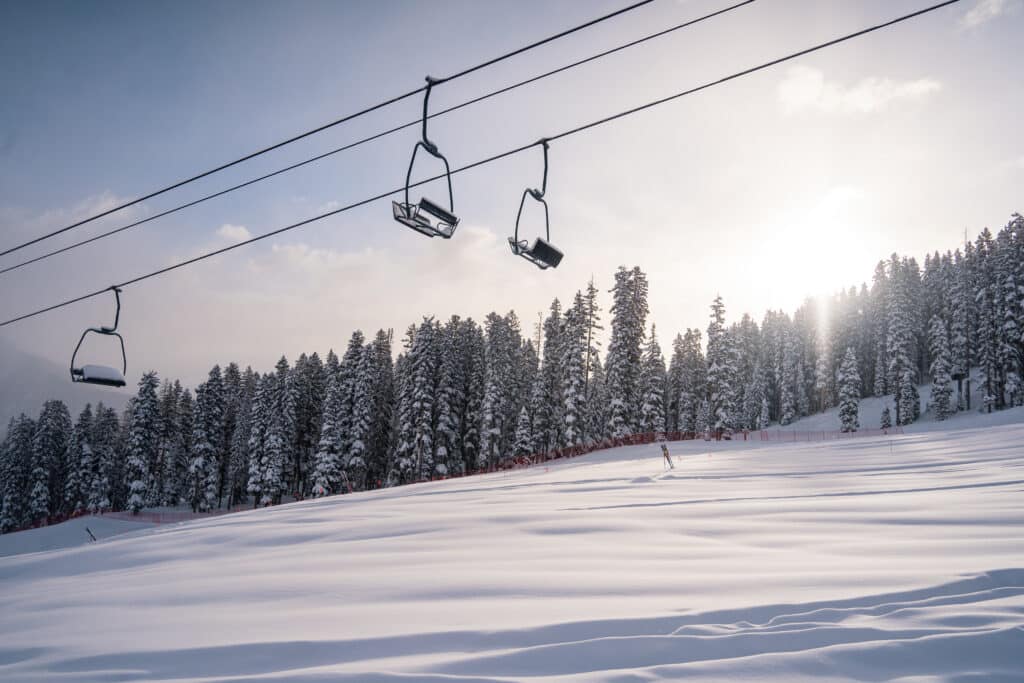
<box><xmin>676</xmin><ymin>329</ymin><xmax>705</xmax><ymax>433</ymax></box>
<box><xmin>63</xmin><ymin>404</ymin><xmax>94</xmax><ymax>515</ymax></box>
<box><xmin>31</xmin><ymin>399</ymin><xmax>72</xmax><ymax>520</ymax></box>
<box><xmin>837</xmin><ymin>347</ymin><xmax>861</xmax><ymax>433</ymax></box>
<box><xmin>513</xmin><ymin>406</ymin><xmax>533</xmax><ymax>457</ymax></box>
<box><xmin>928</xmin><ymin>316</ymin><xmax>955</xmax><ymax>420</ymax></box>
<box><xmin>880</xmin><ymin>404</ymin><xmax>892</xmax><ymax>430</ymax></box>
<box><xmin>311</xmin><ymin>371</ymin><xmax>343</xmax><ymax>497</ymax></box>
<box><xmin>126</xmin><ymin>372</ymin><xmax>161</xmax><ymax>514</ymax></box>
<box><xmin>706</xmin><ymin>296</ymin><xmax>735</xmax><ymax>433</ymax></box>
<box><xmin>605</xmin><ymin>267</ymin><xmax>649</xmax><ymax>436</ymax></box>
<box><xmin>561</xmin><ymin>294</ymin><xmax>588</xmax><ymax>448</ymax></box>
<box><xmin>345</xmin><ymin>344</ymin><xmax>377</xmax><ymax>488</ymax></box>
<box><xmin>638</xmin><ymin>324</ymin><xmax>667</xmax><ymax>434</ymax></box>
<box><xmin>1</xmin><ymin>415</ymin><xmax>35</xmax><ymax>531</ymax></box>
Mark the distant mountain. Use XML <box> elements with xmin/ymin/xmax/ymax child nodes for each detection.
<box><xmin>0</xmin><ymin>337</ymin><xmax>128</xmax><ymax>428</ymax></box>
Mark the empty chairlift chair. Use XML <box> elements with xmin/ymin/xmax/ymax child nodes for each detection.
<box><xmin>509</xmin><ymin>139</ymin><xmax>563</xmax><ymax>270</ymax></box>
<box><xmin>70</xmin><ymin>286</ymin><xmax>127</xmax><ymax>388</ymax></box>
<box><xmin>393</xmin><ymin>76</ymin><xmax>459</xmax><ymax>239</ymax></box>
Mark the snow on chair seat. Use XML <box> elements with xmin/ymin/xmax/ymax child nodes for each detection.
<box><xmin>77</xmin><ymin>364</ymin><xmax>126</xmax><ymax>388</ymax></box>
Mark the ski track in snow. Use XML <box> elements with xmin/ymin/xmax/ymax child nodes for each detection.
<box><xmin>1</xmin><ymin>409</ymin><xmax>1023</xmax><ymax>682</ymax></box>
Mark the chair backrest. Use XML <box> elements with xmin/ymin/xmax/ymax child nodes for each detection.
<box><xmin>529</xmin><ymin>238</ymin><xmax>564</xmax><ymax>269</ymax></box>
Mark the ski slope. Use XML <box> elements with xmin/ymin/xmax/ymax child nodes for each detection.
<box><xmin>1</xmin><ymin>411</ymin><xmax>1023</xmax><ymax>682</ymax></box>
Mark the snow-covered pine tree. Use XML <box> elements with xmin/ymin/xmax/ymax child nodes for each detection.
<box><xmin>389</xmin><ymin>329</ymin><xmax>416</xmax><ymax>485</ymax></box>
<box><xmin>311</xmin><ymin>370</ymin><xmax>343</xmax><ymax>497</ymax></box>
<box><xmin>880</xmin><ymin>404</ymin><xmax>892</xmax><ymax>430</ymax></box>
<box><xmin>706</xmin><ymin>296</ymin><xmax>734</xmax><ymax>435</ymax></box>
<box><xmin>204</xmin><ymin>369</ymin><xmax>227</xmax><ymax>506</ymax></box>
<box><xmin>638</xmin><ymin>324</ymin><xmax>667</xmax><ymax>435</ymax></box>
<box><xmin>676</xmin><ymin>328</ymin><xmax>705</xmax><ymax>433</ymax></box>
<box><xmin>996</xmin><ymin>216</ymin><xmax>1023</xmax><ymax>407</ymax></box>
<box><xmin>63</xmin><ymin>404</ymin><xmax>94</xmax><ymax>515</ymax></box>
<box><xmin>605</xmin><ymin>267</ymin><xmax>649</xmax><ymax>437</ymax></box>
<box><xmin>126</xmin><ymin>372</ymin><xmax>161</xmax><ymax>514</ymax></box>
<box><xmin>743</xmin><ymin>364</ymin><xmax>769</xmax><ymax>430</ymax></box>
<box><xmin>537</xmin><ymin>299</ymin><xmax>564</xmax><ymax>452</ymax></box>
<box><xmin>220</xmin><ymin>362</ymin><xmax>243</xmax><ymax>504</ymax></box>
<box><xmin>345</xmin><ymin>343</ymin><xmax>376</xmax><ymax>489</ymax></box>
<box><xmin>0</xmin><ymin>415</ymin><xmax>35</xmax><ymax>532</ymax></box>
<box><xmin>898</xmin><ymin>368</ymin><xmax>918</xmax><ymax>426</ymax></box>
<box><xmin>887</xmin><ymin>255</ymin><xmax>920</xmax><ymax>424</ymax></box>
<box><xmin>434</xmin><ymin>319</ymin><xmax>464</xmax><ymax>479</ymax></box>
<box><xmin>561</xmin><ymin>293</ymin><xmax>588</xmax><ymax>448</ymax></box>
<box><xmin>837</xmin><ymin>347</ymin><xmax>861</xmax><ymax>433</ymax></box>
<box><xmin>156</xmin><ymin>380</ymin><xmax>184</xmax><ymax>505</ymax></box>
<box><xmin>407</xmin><ymin>318</ymin><xmax>439</xmax><ymax>481</ymax></box>
<box><xmin>186</xmin><ymin>381</ymin><xmax>213</xmax><ymax>512</ymax></box>
<box><xmin>246</xmin><ymin>374</ymin><xmax>270</xmax><ymax>505</ymax></box>
<box><xmin>367</xmin><ymin>330</ymin><xmax>395</xmax><ymax>487</ymax></box>
<box><xmin>30</xmin><ymin>400</ymin><xmax>72</xmax><ymax>521</ymax></box>
<box><xmin>928</xmin><ymin>316</ymin><xmax>955</xmax><ymax>420</ymax></box>
<box><xmin>585</xmin><ymin>353</ymin><xmax>608</xmax><ymax>444</ymax></box>
<box><xmin>460</xmin><ymin>320</ymin><xmax>486</xmax><ymax>474</ymax></box>
<box><xmin>336</xmin><ymin>333</ymin><xmax>365</xmax><ymax>459</ymax></box>
<box><xmin>513</xmin><ymin>406</ymin><xmax>533</xmax><ymax>457</ymax></box>
<box><xmin>583</xmin><ymin>277</ymin><xmax>604</xmax><ymax>406</ymax></box>
<box><xmin>667</xmin><ymin>334</ymin><xmax>685</xmax><ymax>433</ymax></box>
<box><xmin>814</xmin><ymin>340</ymin><xmax>833</xmax><ymax>411</ymax></box>
<box><xmin>779</xmin><ymin>324</ymin><xmax>800</xmax><ymax>426</ymax></box>
<box><xmin>88</xmin><ymin>404</ymin><xmax>120</xmax><ymax>513</ymax></box>
<box><xmin>261</xmin><ymin>358</ymin><xmax>295</xmax><ymax>505</ymax></box>
<box><xmin>227</xmin><ymin>367</ymin><xmax>256</xmax><ymax>506</ymax></box>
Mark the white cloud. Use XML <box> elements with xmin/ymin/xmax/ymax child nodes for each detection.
<box><xmin>216</xmin><ymin>223</ymin><xmax>251</xmax><ymax>241</ymax></box>
<box><xmin>961</xmin><ymin>0</ymin><xmax>1017</xmax><ymax>28</ymax></box>
<box><xmin>778</xmin><ymin>66</ymin><xmax>941</xmax><ymax>115</ymax></box>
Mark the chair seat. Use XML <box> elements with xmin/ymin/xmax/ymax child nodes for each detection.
<box><xmin>393</xmin><ymin>200</ymin><xmax>458</xmax><ymax>239</ymax></box>
<box><xmin>509</xmin><ymin>237</ymin><xmax>563</xmax><ymax>269</ymax></box>
<box><xmin>78</xmin><ymin>364</ymin><xmax>126</xmax><ymax>387</ymax></box>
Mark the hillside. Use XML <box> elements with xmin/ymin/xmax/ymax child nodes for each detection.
<box><xmin>1</xmin><ymin>409</ymin><xmax>1022</xmax><ymax>681</ymax></box>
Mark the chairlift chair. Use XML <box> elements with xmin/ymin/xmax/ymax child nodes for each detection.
<box><xmin>70</xmin><ymin>286</ymin><xmax>127</xmax><ymax>388</ymax></box>
<box><xmin>393</xmin><ymin>77</ymin><xmax>460</xmax><ymax>239</ymax></box>
<box><xmin>508</xmin><ymin>139</ymin><xmax>563</xmax><ymax>270</ymax></box>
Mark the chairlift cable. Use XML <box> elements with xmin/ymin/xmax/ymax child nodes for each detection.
<box><xmin>0</xmin><ymin>0</ymin><xmax>757</xmax><ymax>278</ymax></box>
<box><xmin>0</xmin><ymin>0</ymin><xmax>656</xmax><ymax>260</ymax></box>
<box><xmin>0</xmin><ymin>0</ymin><xmax>962</xmax><ymax>329</ymax></box>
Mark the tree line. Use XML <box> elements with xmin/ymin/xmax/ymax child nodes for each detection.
<box><xmin>2</xmin><ymin>214</ymin><xmax>1021</xmax><ymax>530</ymax></box>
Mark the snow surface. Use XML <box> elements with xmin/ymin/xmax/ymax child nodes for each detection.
<box><xmin>0</xmin><ymin>515</ymin><xmax>154</xmax><ymax>558</ymax></box>
<box><xmin>1</xmin><ymin>409</ymin><xmax>1023</xmax><ymax>682</ymax></box>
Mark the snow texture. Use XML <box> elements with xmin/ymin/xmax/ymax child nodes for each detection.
<box><xmin>80</xmin><ymin>365</ymin><xmax>125</xmax><ymax>385</ymax></box>
<box><xmin>0</xmin><ymin>408</ymin><xmax>1022</xmax><ymax>681</ymax></box>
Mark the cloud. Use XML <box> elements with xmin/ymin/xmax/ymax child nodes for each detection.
<box><xmin>961</xmin><ymin>0</ymin><xmax>1017</xmax><ymax>28</ymax></box>
<box><xmin>216</xmin><ymin>224</ymin><xmax>251</xmax><ymax>241</ymax></box>
<box><xmin>778</xmin><ymin>66</ymin><xmax>941</xmax><ymax>115</ymax></box>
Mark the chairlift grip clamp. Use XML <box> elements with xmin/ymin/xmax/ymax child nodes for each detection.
<box><xmin>421</xmin><ymin>76</ymin><xmax>441</xmax><ymax>153</ymax></box>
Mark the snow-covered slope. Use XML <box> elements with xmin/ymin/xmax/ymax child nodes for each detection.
<box><xmin>1</xmin><ymin>413</ymin><xmax>1023</xmax><ymax>682</ymax></box>
<box><xmin>0</xmin><ymin>515</ymin><xmax>154</xmax><ymax>558</ymax></box>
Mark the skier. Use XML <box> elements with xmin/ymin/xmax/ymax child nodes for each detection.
<box><xmin>661</xmin><ymin>442</ymin><xmax>674</xmax><ymax>470</ymax></box>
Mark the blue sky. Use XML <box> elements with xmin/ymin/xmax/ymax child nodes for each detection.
<box><xmin>1</xmin><ymin>0</ymin><xmax>1022</xmax><ymax>388</ymax></box>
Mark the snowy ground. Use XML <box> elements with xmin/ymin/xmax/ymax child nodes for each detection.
<box><xmin>0</xmin><ymin>515</ymin><xmax>154</xmax><ymax>558</ymax></box>
<box><xmin>1</xmin><ymin>410</ymin><xmax>1023</xmax><ymax>682</ymax></box>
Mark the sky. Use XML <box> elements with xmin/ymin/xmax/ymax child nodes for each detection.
<box><xmin>1</xmin><ymin>0</ymin><xmax>1022</xmax><ymax>391</ymax></box>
